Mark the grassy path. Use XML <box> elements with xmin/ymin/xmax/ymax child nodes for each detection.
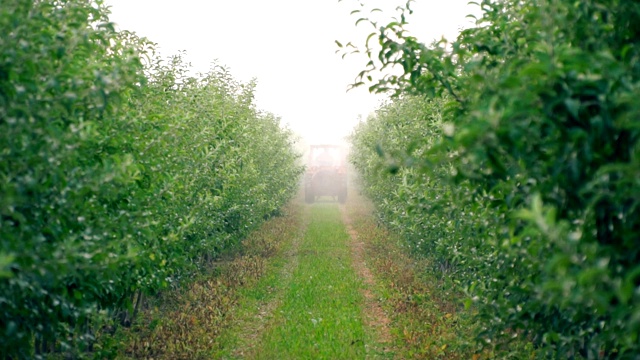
<box><xmin>212</xmin><ymin>204</ymin><xmax>307</xmax><ymax>358</ymax></box>
<box><xmin>252</xmin><ymin>204</ymin><xmax>368</xmax><ymax>358</ymax></box>
<box><xmin>113</xmin><ymin>193</ymin><xmax>471</xmax><ymax>359</ymax></box>
<box><xmin>220</xmin><ymin>203</ymin><xmax>391</xmax><ymax>359</ymax></box>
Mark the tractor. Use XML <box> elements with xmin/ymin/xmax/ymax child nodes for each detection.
<box><xmin>304</xmin><ymin>145</ymin><xmax>347</xmax><ymax>203</ymax></box>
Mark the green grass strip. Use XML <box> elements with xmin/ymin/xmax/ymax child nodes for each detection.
<box><xmin>254</xmin><ymin>203</ymin><xmax>367</xmax><ymax>359</ymax></box>
<box><xmin>210</xmin><ymin>237</ymin><xmax>297</xmax><ymax>358</ymax></box>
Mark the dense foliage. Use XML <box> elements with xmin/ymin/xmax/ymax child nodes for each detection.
<box><xmin>0</xmin><ymin>0</ymin><xmax>303</xmax><ymax>357</ymax></box>
<box><xmin>350</xmin><ymin>0</ymin><xmax>640</xmax><ymax>358</ymax></box>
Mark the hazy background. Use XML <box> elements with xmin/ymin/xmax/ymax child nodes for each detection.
<box><xmin>104</xmin><ymin>0</ymin><xmax>477</xmax><ymax>146</ymax></box>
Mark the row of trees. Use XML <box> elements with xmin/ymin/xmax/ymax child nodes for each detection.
<box><xmin>350</xmin><ymin>0</ymin><xmax>639</xmax><ymax>358</ymax></box>
<box><xmin>0</xmin><ymin>0</ymin><xmax>303</xmax><ymax>357</ymax></box>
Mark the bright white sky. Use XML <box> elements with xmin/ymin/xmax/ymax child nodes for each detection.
<box><xmin>104</xmin><ymin>0</ymin><xmax>478</xmax><ymax>145</ymax></box>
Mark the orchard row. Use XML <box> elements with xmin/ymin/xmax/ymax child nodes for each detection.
<box><xmin>0</xmin><ymin>1</ymin><xmax>302</xmax><ymax>357</ymax></box>
<box><xmin>350</xmin><ymin>0</ymin><xmax>640</xmax><ymax>358</ymax></box>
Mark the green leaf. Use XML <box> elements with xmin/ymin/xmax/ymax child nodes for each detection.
<box><xmin>564</xmin><ymin>98</ymin><xmax>580</xmax><ymax>119</ymax></box>
<box><xmin>0</xmin><ymin>253</ymin><xmax>15</xmax><ymax>279</ymax></box>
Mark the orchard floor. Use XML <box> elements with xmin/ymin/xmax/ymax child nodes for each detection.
<box><xmin>110</xmin><ymin>192</ymin><xmax>471</xmax><ymax>359</ymax></box>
